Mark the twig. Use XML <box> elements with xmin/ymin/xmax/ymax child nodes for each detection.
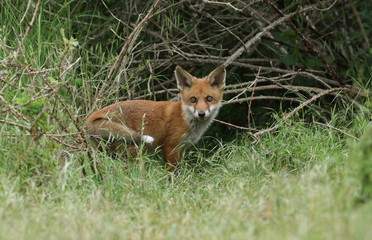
<box><xmin>186</xmin><ymin>2</ymin><xmax>246</xmax><ymax>49</ymax></box>
<box><xmin>223</xmin><ymin>4</ymin><xmax>316</xmax><ymax>67</ymax></box>
<box><xmin>214</xmin><ymin>119</ymin><xmax>259</xmax><ymax>141</ymax></box>
<box><xmin>20</xmin><ymin>0</ymin><xmax>32</xmax><ymax>24</ymax></box>
<box><xmin>0</xmin><ymin>95</ymin><xmax>30</xmax><ymax>123</ymax></box>
<box><xmin>17</xmin><ymin>0</ymin><xmax>42</xmax><ymax>55</ymax></box>
<box><xmin>58</xmin><ymin>57</ymin><xmax>81</xmax><ymax>79</ymax></box>
<box><xmin>45</xmin><ymin>79</ymin><xmax>98</xmax><ymax>176</ymax></box>
<box><xmin>247</xmin><ymin>80</ymin><xmax>257</xmax><ymax>128</ymax></box>
<box><xmin>262</xmin><ymin>0</ymin><xmax>345</xmax><ymax>86</ymax></box>
<box><xmin>253</xmin><ymin>87</ymin><xmax>352</xmax><ymax>137</ymax></box>
<box><xmin>0</xmin><ymin>119</ymin><xmax>31</xmax><ymax>130</ymax></box>
<box><xmin>222</xmin><ymin>96</ymin><xmax>300</xmax><ymax>105</ymax></box>
<box><xmin>50</xmin><ymin>135</ymin><xmax>84</xmax><ymax>150</ymax></box>
<box><xmin>40</xmin><ymin>59</ymin><xmax>99</xmax><ymax>178</ymax></box>
<box><xmin>226</xmin><ymin>76</ymin><xmax>259</xmax><ymax>103</ymax></box>
<box><xmin>23</xmin><ymin>131</ymin><xmax>37</xmax><ymax>162</ymax></box>
<box><xmin>214</xmin><ymin>118</ymin><xmax>257</xmax><ymax>131</ymax></box>
<box><xmin>313</xmin><ymin>121</ymin><xmax>360</xmax><ymax>141</ymax></box>
<box><xmin>203</xmin><ymin>0</ymin><xmax>243</xmax><ymax>12</ymax></box>
<box><xmin>93</xmin><ymin>0</ymin><xmax>163</xmax><ymax>108</ymax></box>
<box><xmin>223</xmin><ymin>9</ymin><xmax>301</xmax><ymax>67</ymax></box>
<box><xmin>347</xmin><ymin>0</ymin><xmax>370</xmax><ymax>49</ymax></box>
<box><xmin>248</xmin><ymin>67</ymin><xmax>260</xmax><ymax>128</ymax></box>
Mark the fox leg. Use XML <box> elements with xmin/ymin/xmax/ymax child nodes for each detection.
<box><xmin>86</xmin><ymin>118</ymin><xmax>154</xmax><ymax>162</ymax></box>
<box><xmin>108</xmin><ymin>141</ymin><xmax>137</xmax><ymax>158</ymax></box>
<box><xmin>162</xmin><ymin>145</ymin><xmax>181</xmax><ymax>172</ymax></box>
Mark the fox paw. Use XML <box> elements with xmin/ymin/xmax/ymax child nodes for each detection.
<box><xmin>142</xmin><ymin>135</ymin><xmax>155</xmax><ymax>145</ymax></box>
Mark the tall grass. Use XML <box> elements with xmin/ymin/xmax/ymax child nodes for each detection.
<box><xmin>1</xmin><ymin>114</ymin><xmax>371</xmax><ymax>239</ymax></box>
<box><xmin>1</xmin><ymin>1</ymin><xmax>372</xmax><ymax>239</ymax></box>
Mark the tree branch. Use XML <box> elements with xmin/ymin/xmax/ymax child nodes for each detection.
<box><xmin>262</xmin><ymin>0</ymin><xmax>345</xmax><ymax>86</ymax></box>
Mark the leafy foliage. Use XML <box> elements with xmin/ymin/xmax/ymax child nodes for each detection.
<box><xmin>350</xmin><ymin>123</ymin><xmax>372</xmax><ymax>202</ymax></box>
<box><xmin>0</xmin><ymin>1</ymin><xmax>371</xmax><ymax>237</ymax></box>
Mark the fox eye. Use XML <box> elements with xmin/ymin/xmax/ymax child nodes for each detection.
<box><xmin>206</xmin><ymin>96</ymin><xmax>213</xmax><ymax>102</ymax></box>
<box><xmin>190</xmin><ymin>97</ymin><xmax>197</xmax><ymax>103</ymax></box>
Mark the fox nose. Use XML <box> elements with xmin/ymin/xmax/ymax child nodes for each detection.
<box><xmin>198</xmin><ymin>111</ymin><xmax>206</xmax><ymax>118</ymax></box>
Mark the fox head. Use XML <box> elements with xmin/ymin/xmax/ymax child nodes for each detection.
<box><xmin>175</xmin><ymin>65</ymin><xmax>226</xmax><ymax>122</ymax></box>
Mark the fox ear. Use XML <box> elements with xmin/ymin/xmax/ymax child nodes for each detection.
<box><xmin>207</xmin><ymin>66</ymin><xmax>226</xmax><ymax>89</ymax></box>
<box><xmin>175</xmin><ymin>66</ymin><xmax>194</xmax><ymax>90</ymax></box>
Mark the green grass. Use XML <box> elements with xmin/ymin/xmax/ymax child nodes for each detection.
<box><xmin>1</xmin><ymin>1</ymin><xmax>372</xmax><ymax>239</ymax></box>
<box><xmin>1</xmin><ymin>117</ymin><xmax>372</xmax><ymax>240</ymax></box>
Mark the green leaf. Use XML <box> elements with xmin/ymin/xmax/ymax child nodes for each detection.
<box><xmin>325</xmin><ymin>56</ymin><xmax>334</xmax><ymax>64</ymax></box>
<box><xmin>282</xmin><ymin>54</ymin><xmax>298</xmax><ymax>66</ymax></box>
<box><xmin>306</xmin><ymin>57</ymin><xmax>324</xmax><ymax>68</ymax></box>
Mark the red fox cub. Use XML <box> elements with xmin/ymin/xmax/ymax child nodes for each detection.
<box><xmin>85</xmin><ymin>65</ymin><xmax>226</xmax><ymax>170</ymax></box>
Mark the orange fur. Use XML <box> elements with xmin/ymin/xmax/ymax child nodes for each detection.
<box><xmin>85</xmin><ymin>66</ymin><xmax>226</xmax><ymax>170</ymax></box>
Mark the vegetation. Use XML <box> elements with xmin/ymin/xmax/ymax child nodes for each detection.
<box><xmin>0</xmin><ymin>0</ymin><xmax>371</xmax><ymax>239</ymax></box>
<box><xmin>1</xmin><ymin>115</ymin><xmax>372</xmax><ymax>239</ymax></box>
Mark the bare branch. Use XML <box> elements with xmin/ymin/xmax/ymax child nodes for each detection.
<box><xmin>93</xmin><ymin>0</ymin><xmax>163</xmax><ymax>108</ymax></box>
<box><xmin>253</xmin><ymin>88</ymin><xmax>357</xmax><ymax>137</ymax></box>
<box><xmin>203</xmin><ymin>0</ymin><xmax>243</xmax><ymax>12</ymax></box>
<box><xmin>347</xmin><ymin>0</ymin><xmax>370</xmax><ymax>49</ymax></box>
<box><xmin>17</xmin><ymin>0</ymin><xmax>42</xmax><ymax>55</ymax></box>
<box><xmin>314</xmin><ymin>121</ymin><xmax>360</xmax><ymax>141</ymax></box>
<box><xmin>262</xmin><ymin>0</ymin><xmax>345</xmax><ymax>86</ymax></box>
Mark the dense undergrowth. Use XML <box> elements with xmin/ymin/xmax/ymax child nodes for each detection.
<box><xmin>1</xmin><ymin>0</ymin><xmax>372</xmax><ymax>239</ymax></box>
<box><xmin>0</xmin><ymin>113</ymin><xmax>372</xmax><ymax>239</ymax></box>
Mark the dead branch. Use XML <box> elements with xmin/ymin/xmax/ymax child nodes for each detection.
<box><xmin>203</xmin><ymin>0</ymin><xmax>243</xmax><ymax>12</ymax></box>
<box><xmin>214</xmin><ymin>119</ymin><xmax>259</xmax><ymax>141</ymax></box>
<box><xmin>0</xmin><ymin>95</ymin><xmax>30</xmax><ymax>123</ymax></box>
<box><xmin>253</xmin><ymin>88</ymin><xmax>357</xmax><ymax>137</ymax></box>
<box><xmin>223</xmin><ymin>96</ymin><xmax>301</xmax><ymax>105</ymax></box>
<box><xmin>314</xmin><ymin>121</ymin><xmax>360</xmax><ymax>141</ymax></box>
<box><xmin>23</xmin><ymin>131</ymin><xmax>37</xmax><ymax>163</ymax></box>
<box><xmin>93</xmin><ymin>0</ymin><xmax>163</xmax><ymax>108</ymax></box>
<box><xmin>223</xmin><ymin>8</ymin><xmax>302</xmax><ymax>67</ymax></box>
<box><xmin>17</xmin><ymin>0</ymin><xmax>42</xmax><ymax>56</ymax></box>
<box><xmin>248</xmin><ymin>68</ymin><xmax>260</xmax><ymax>128</ymax></box>
<box><xmin>263</xmin><ymin>0</ymin><xmax>345</xmax><ymax>86</ymax></box>
<box><xmin>0</xmin><ymin>119</ymin><xmax>31</xmax><ymax>130</ymax></box>
<box><xmin>44</xmin><ymin>77</ymin><xmax>98</xmax><ymax>176</ymax></box>
<box><xmin>347</xmin><ymin>0</ymin><xmax>370</xmax><ymax>50</ymax></box>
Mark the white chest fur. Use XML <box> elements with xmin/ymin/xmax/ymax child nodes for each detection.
<box><xmin>182</xmin><ymin>102</ymin><xmax>222</xmax><ymax>144</ymax></box>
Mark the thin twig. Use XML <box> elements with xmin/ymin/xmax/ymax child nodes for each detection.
<box><xmin>214</xmin><ymin>119</ymin><xmax>259</xmax><ymax>141</ymax></box>
<box><xmin>93</xmin><ymin>0</ymin><xmax>163</xmax><ymax>108</ymax></box>
<box><xmin>17</xmin><ymin>0</ymin><xmax>42</xmax><ymax>55</ymax></box>
<box><xmin>347</xmin><ymin>0</ymin><xmax>370</xmax><ymax>49</ymax></box>
<box><xmin>45</xmin><ymin>79</ymin><xmax>98</xmax><ymax>176</ymax></box>
<box><xmin>263</xmin><ymin>0</ymin><xmax>345</xmax><ymax>86</ymax></box>
<box><xmin>203</xmin><ymin>0</ymin><xmax>243</xmax><ymax>12</ymax></box>
<box><xmin>248</xmin><ymin>67</ymin><xmax>260</xmax><ymax>128</ymax></box>
<box><xmin>20</xmin><ymin>0</ymin><xmax>32</xmax><ymax>24</ymax></box>
<box><xmin>50</xmin><ymin>135</ymin><xmax>84</xmax><ymax>150</ymax></box>
<box><xmin>58</xmin><ymin>57</ymin><xmax>81</xmax><ymax>79</ymax></box>
<box><xmin>23</xmin><ymin>131</ymin><xmax>37</xmax><ymax>162</ymax></box>
<box><xmin>254</xmin><ymin>88</ymin><xmax>349</xmax><ymax>137</ymax></box>
<box><xmin>0</xmin><ymin>95</ymin><xmax>30</xmax><ymax>123</ymax></box>
<box><xmin>223</xmin><ymin>4</ymin><xmax>316</xmax><ymax>67</ymax></box>
<box><xmin>222</xmin><ymin>96</ymin><xmax>301</xmax><ymax>105</ymax></box>
<box><xmin>214</xmin><ymin>118</ymin><xmax>258</xmax><ymax>131</ymax></box>
<box><xmin>0</xmin><ymin>119</ymin><xmax>31</xmax><ymax>130</ymax></box>
<box><xmin>313</xmin><ymin>121</ymin><xmax>360</xmax><ymax>141</ymax></box>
